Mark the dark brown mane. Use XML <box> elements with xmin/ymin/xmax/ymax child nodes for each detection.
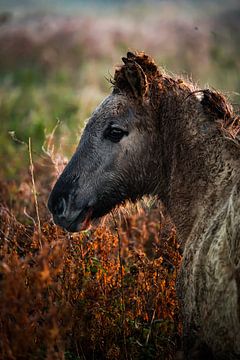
<box><xmin>113</xmin><ymin>51</ymin><xmax>240</xmax><ymax>144</ymax></box>
<box><xmin>200</xmin><ymin>89</ymin><xmax>240</xmax><ymax>142</ymax></box>
<box><xmin>113</xmin><ymin>51</ymin><xmax>162</xmax><ymax>98</ymax></box>
<box><xmin>113</xmin><ymin>51</ymin><xmax>161</xmax><ymax>91</ymax></box>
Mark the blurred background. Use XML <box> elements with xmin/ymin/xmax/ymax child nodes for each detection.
<box><xmin>0</xmin><ymin>0</ymin><xmax>240</xmax><ymax>178</ymax></box>
<box><xmin>0</xmin><ymin>3</ymin><xmax>240</xmax><ymax>359</ymax></box>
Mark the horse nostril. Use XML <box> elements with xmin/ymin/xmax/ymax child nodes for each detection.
<box><xmin>54</xmin><ymin>197</ymin><xmax>67</xmax><ymax>217</ymax></box>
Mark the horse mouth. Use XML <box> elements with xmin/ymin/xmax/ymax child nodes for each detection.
<box><xmin>66</xmin><ymin>207</ymin><xmax>93</xmax><ymax>232</ymax></box>
<box><xmin>56</xmin><ymin>199</ymin><xmax>120</xmax><ymax>233</ymax></box>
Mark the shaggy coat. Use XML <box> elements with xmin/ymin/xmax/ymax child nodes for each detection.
<box><xmin>48</xmin><ymin>52</ymin><xmax>240</xmax><ymax>359</ymax></box>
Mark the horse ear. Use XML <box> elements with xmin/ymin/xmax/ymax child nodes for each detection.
<box><xmin>122</xmin><ymin>58</ymin><xmax>148</xmax><ymax>99</ymax></box>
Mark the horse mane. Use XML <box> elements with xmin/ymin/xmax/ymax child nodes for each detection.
<box><xmin>113</xmin><ymin>51</ymin><xmax>240</xmax><ymax>145</ymax></box>
<box><xmin>113</xmin><ymin>51</ymin><xmax>161</xmax><ymax>92</ymax></box>
<box><xmin>200</xmin><ymin>89</ymin><xmax>240</xmax><ymax>143</ymax></box>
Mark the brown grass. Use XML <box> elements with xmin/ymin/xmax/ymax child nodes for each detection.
<box><xmin>0</xmin><ymin>151</ymin><xmax>181</xmax><ymax>360</ymax></box>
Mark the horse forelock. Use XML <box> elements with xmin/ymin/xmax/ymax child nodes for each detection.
<box><xmin>112</xmin><ymin>51</ymin><xmax>161</xmax><ymax>96</ymax></box>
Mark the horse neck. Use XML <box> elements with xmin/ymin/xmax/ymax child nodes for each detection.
<box><xmin>155</xmin><ymin>86</ymin><xmax>239</xmax><ymax>243</ymax></box>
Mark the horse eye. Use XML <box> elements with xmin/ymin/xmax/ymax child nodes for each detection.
<box><xmin>104</xmin><ymin>126</ymin><xmax>128</xmax><ymax>143</ymax></box>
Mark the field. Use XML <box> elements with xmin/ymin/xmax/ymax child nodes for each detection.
<box><xmin>0</xmin><ymin>1</ymin><xmax>240</xmax><ymax>359</ymax></box>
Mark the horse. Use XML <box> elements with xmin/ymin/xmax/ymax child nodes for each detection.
<box><xmin>48</xmin><ymin>51</ymin><xmax>240</xmax><ymax>359</ymax></box>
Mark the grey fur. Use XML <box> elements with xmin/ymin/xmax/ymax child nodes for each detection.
<box><xmin>48</xmin><ymin>52</ymin><xmax>240</xmax><ymax>359</ymax></box>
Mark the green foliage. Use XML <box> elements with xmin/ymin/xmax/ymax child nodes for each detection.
<box><xmin>0</xmin><ymin>65</ymin><xmax>106</xmax><ymax>177</ymax></box>
<box><xmin>0</xmin><ymin>3</ymin><xmax>240</xmax><ymax>178</ymax></box>
<box><xmin>0</xmin><ymin>4</ymin><xmax>239</xmax><ymax>359</ymax></box>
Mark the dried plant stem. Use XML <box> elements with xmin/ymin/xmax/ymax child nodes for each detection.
<box><xmin>111</xmin><ymin>211</ymin><xmax>128</xmax><ymax>360</ymax></box>
<box><xmin>28</xmin><ymin>137</ymin><xmax>42</xmax><ymax>248</ymax></box>
<box><xmin>145</xmin><ymin>309</ymin><xmax>156</xmax><ymax>346</ymax></box>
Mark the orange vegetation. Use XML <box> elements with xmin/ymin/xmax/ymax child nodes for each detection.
<box><xmin>0</xmin><ymin>156</ymin><xmax>181</xmax><ymax>360</ymax></box>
